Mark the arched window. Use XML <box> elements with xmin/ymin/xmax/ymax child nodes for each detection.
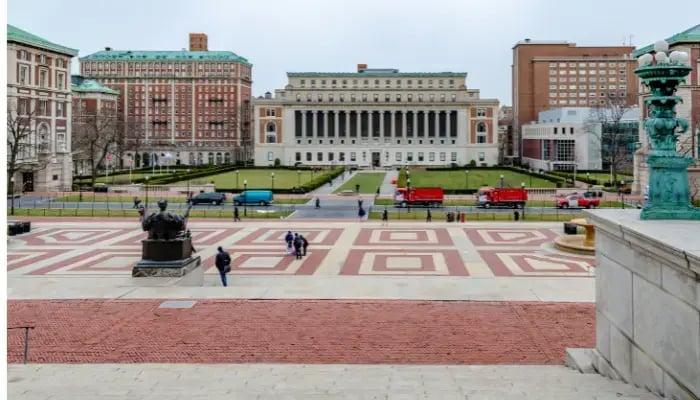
<box><xmin>188</xmin><ymin>153</ymin><xmax>195</xmax><ymax>165</ymax></box>
<box><xmin>224</xmin><ymin>152</ymin><xmax>231</xmax><ymax>164</ymax></box>
<box><xmin>266</xmin><ymin>122</ymin><xmax>277</xmax><ymax>143</ymax></box>
<box><xmin>197</xmin><ymin>152</ymin><xmax>204</xmax><ymax>165</ymax></box>
<box><xmin>215</xmin><ymin>152</ymin><xmax>222</xmax><ymax>164</ymax></box>
<box><xmin>207</xmin><ymin>152</ymin><xmax>214</xmax><ymax>165</ymax></box>
<box><xmin>266</xmin><ymin>122</ymin><xmax>276</xmax><ymax>133</ymax></box>
<box><xmin>142</xmin><ymin>152</ymin><xmax>150</xmax><ymax>166</ymax></box>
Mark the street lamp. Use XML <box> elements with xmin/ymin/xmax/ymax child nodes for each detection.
<box><xmin>186</xmin><ymin>169</ymin><xmax>191</xmax><ymax>199</ymax></box>
<box><xmin>620</xmin><ymin>180</ymin><xmax>625</xmax><ymax>209</ymax></box>
<box><xmin>465</xmin><ymin>170</ymin><xmax>469</xmax><ymax>190</ymax></box>
<box><xmin>406</xmin><ymin>177</ymin><xmax>412</xmax><ymax>213</ymax></box>
<box><xmin>270</xmin><ymin>172</ymin><xmax>275</xmax><ymax>190</ymax></box>
<box><xmin>79</xmin><ymin>169</ymin><xmax>84</xmax><ymax>202</ymax></box>
<box><xmin>243</xmin><ymin>179</ymin><xmax>248</xmax><ymax>216</ymax></box>
<box><xmin>500</xmin><ymin>174</ymin><xmax>505</xmax><ymax>188</ymax></box>
<box><xmin>10</xmin><ymin>176</ymin><xmax>15</xmax><ymax>215</ymax></box>
<box><xmin>297</xmin><ymin>169</ymin><xmax>301</xmax><ymax>187</ymax></box>
<box><xmin>235</xmin><ymin>169</ymin><xmax>239</xmax><ymax>191</ymax></box>
<box><xmin>586</xmin><ymin>172</ymin><xmax>591</xmax><ymax>189</ymax></box>
<box><xmin>145</xmin><ymin>176</ymin><xmax>150</xmax><ymax>211</ymax></box>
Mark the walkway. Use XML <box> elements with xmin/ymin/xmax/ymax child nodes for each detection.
<box><xmin>9</xmin><ymin>364</ymin><xmax>660</xmax><ymax>400</ymax></box>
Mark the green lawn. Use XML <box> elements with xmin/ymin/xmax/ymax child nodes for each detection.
<box><xmin>368</xmin><ymin>210</ymin><xmax>586</xmax><ymax>222</ymax></box>
<box><xmin>8</xmin><ymin>208</ymin><xmax>295</xmax><ymax>219</ymax></box>
<box><xmin>174</xmin><ymin>169</ymin><xmax>325</xmax><ymax>189</ymax></box>
<box><xmin>406</xmin><ymin>170</ymin><xmax>557</xmax><ymax>189</ymax></box>
<box><xmin>333</xmin><ymin>173</ymin><xmax>386</xmax><ymax>194</ymax></box>
<box><xmin>374</xmin><ymin>198</ymin><xmax>624</xmax><ymax>208</ymax></box>
<box><xmin>51</xmin><ymin>194</ymin><xmax>308</xmax><ymax>204</ymax></box>
<box><xmin>74</xmin><ymin>171</ymin><xmax>174</xmax><ymax>184</ymax></box>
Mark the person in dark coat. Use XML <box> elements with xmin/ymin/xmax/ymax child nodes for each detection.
<box><xmin>381</xmin><ymin>209</ymin><xmax>388</xmax><ymax>226</ymax></box>
<box><xmin>301</xmin><ymin>235</ymin><xmax>309</xmax><ymax>256</ymax></box>
<box><xmin>285</xmin><ymin>231</ymin><xmax>294</xmax><ymax>255</ymax></box>
<box><xmin>233</xmin><ymin>207</ymin><xmax>241</xmax><ymax>222</ymax></box>
<box><xmin>293</xmin><ymin>234</ymin><xmax>303</xmax><ymax>260</ymax></box>
<box><xmin>426</xmin><ymin>209</ymin><xmax>432</xmax><ymax>223</ymax></box>
<box><xmin>214</xmin><ymin>246</ymin><xmax>231</xmax><ymax>287</ymax></box>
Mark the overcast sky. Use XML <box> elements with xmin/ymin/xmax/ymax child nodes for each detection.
<box><xmin>7</xmin><ymin>0</ymin><xmax>700</xmax><ymax>105</ymax></box>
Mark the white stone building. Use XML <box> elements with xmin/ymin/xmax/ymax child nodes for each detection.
<box><xmin>521</xmin><ymin>107</ymin><xmax>639</xmax><ymax>173</ymax></box>
<box><xmin>253</xmin><ymin>65</ymin><xmax>499</xmax><ymax>168</ymax></box>
<box><xmin>7</xmin><ymin>24</ymin><xmax>78</xmax><ymax>192</ymax></box>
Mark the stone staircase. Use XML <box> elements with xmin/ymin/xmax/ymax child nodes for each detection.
<box><xmin>9</xmin><ymin>364</ymin><xmax>661</xmax><ymax>399</ymax></box>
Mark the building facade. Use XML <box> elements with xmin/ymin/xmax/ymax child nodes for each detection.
<box><xmin>522</xmin><ymin>107</ymin><xmax>639</xmax><ymax>173</ymax></box>
<box><xmin>79</xmin><ymin>33</ymin><xmax>252</xmax><ymax>168</ymax></box>
<box><xmin>512</xmin><ymin>40</ymin><xmax>638</xmax><ymax>162</ymax></box>
<box><xmin>253</xmin><ymin>65</ymin><xmax>499</xmax><ymax>168</ymax></box>
<box><xmin>498</xmin><ymin>105</ymin><xmax>514</xmax><ymax>164</ymax></box>
<box><xmin>632</xmin><ymin>24</ymin><xmax>700</xmax><ymax>194</ymax></box>
<box><xmin>7</xmin><ymin>24</ymin><xmax>78</xmax><ymax>192</ymax></box>
<box><xmin>71</xmin><ymin>75</ymin><xmax>120</xmax><ymax>176</ymax></box>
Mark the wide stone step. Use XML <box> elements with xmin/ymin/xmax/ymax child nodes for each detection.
<box><xmin>9</xmin><ymin>364</ymin><xmax>660</xmax><ymax>399</ymax></box>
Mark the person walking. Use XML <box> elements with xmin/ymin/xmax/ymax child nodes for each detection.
<box><xmin>381</xmin><ymin>209</ymin><xmax>388</xmax><ymax>226</ymax></box>
<box><xmin>285</xmin><ymin>231</ymin><xmax>294</xmax><ymax>255</ymax></box>
<box><xmin>214</xmin><ymin>246</ymin><xmax>232</xmax><ymax>287</ymax></box>
<box><xmin>133</xmin><ymin>196</ymin><xmax>141</xmax><ymax>209</ymax></box>
<box><xmin>315</xmin><ymin>197</ymin><xmax>321</xmax><ymax>209</ymax></box>
<box><xmin>301</xmin><ymin>235</ymin><xmax>309</xmax><ymax>256</ymax></box>
<box><xmin>426</xmin><ymin>209</ymin><xmax>432</xmax><ymax>223</ymax></box>
<box><xmin>293</xmin><ymin>234</ymin><xmax>303</xmax><ymax>260</ymax></box>
<box><xmin>233</xmin><ymin>206</ymin><xmax>241</xmax><ymax>222</ymax></box>
<box><xmin>138</xmin><ymin>205</ymin><xmax>146</xmax><ymax>223</ymax></box>
<box><xmin>358</xmin><ymin>198</ymin><xmax>364</xmax><ymax>209</ymax></box>
<box><xmin>358</xmin><ymin>207</ymin><xmax>366</xmax><ymax>222</ymax></box>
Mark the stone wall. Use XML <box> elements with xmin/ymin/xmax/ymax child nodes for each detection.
<box><xmin>588</xmin><ymin>209</ymin><xmax>700</xmax><ymax>398</ymax></box>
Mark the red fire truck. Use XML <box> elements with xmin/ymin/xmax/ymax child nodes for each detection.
<box><xmin>394</xmin><ymin>187</ymin><xmax>444</xmax><ymax>208</ymax></box>
<box><xmin>477</xmin><ymin>187</ymin><xmax>528</xmax><ymax>208</ymax></box>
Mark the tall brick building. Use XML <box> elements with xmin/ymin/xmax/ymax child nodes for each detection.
<box><xmin>512</xmin><ymin>40</ymin><xmax>638</xmax><ymax>162</ymax></box>
<box><xmin>79</xmin><ymin>34</ymin><xmax>252</xmax><ymax>168</ymax></box>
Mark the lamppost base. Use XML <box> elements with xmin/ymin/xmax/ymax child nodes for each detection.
<box><xmin>641</xmin><ymin>154</ymin><xmax>700</xmax><ymax>220</ymax></box>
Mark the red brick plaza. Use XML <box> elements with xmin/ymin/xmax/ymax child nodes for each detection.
<box><xmin>7</xmin><ymin>218</ymin><xmax>596</xmax><ymax>365</ymax></box>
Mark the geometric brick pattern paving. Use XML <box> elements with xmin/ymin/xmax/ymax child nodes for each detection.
<box><xmin>7</xmin><ymin>299</ymin><xmax>595</xmax><ymax>364</ymax></box>
<box><xmin>7</xmin><ymin>222</ymin><xmax>594</xmax><ymax>277</ymax></box>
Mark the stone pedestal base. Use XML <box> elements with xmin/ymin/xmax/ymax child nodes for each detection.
<box><xmin>142</xmin><ymin>238</ymin><xmax>193</xmax><ymax>261</ymax></box>
<box><xmin>642</xmin><ymin>154</ymin><xmax>700</xmax><ymax>220</ymax></box>
<box><xmin>132</xmin><ymin>256</ymin><xmax>201</xmax><ymax>277</ymax></box>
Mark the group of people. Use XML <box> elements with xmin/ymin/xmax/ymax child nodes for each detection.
<box><xmin>284</xmin><ymin>231</ymin><xmax>309</xmax><ymax>260</ymax></box>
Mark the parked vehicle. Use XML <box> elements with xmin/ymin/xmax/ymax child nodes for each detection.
<box><xmin>394</xmin><ymin>187</ymin><xmax>444</xmax><ymax>208</ymax></box>
<box><xmin>477</xmin><ymin>187</ymin><xmax>528</xmax><ymax>208</ymax></box>
<box><xmin>556</xmin><ymin>194</ymin><xmax>600</xmax><ymax>209</ymax></box>
<box><xmin>188</xmin><ymin>192</ymin><xmax>226</xmax><ymax>205</ymax></box>
<box><xmin>233</xmin><ymin>190</ymin><xmax>274</xmax><ymax>206</ymax></box>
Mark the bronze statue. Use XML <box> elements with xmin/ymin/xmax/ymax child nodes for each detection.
<box><xmin>142</xmin><ymin>199</ymin><xmax>192</xmax><ymax>240</ymax></box>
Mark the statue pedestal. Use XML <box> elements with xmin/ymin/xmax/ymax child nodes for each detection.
<box><xmin>641</xmin><ymin>154</ymin><xmax>700</xmax><ymax>220</ymax></box>
<box><xmin>132</xmin><ymin>237</ymin><xmax>202</xmax><ymax>278</ymax></box>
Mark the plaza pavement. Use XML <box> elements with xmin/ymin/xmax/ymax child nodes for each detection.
<box><xmin>6</xmin><ymin>217</ymin><xmax>661</xmax><ymax>399</ymax></box>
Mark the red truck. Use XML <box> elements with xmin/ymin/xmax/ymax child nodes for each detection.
<box><xmin>477</xmin><ymin>187</ymin><xmax>528</xmax><ymax>209</ymax></box>
<box><xmin>394</xmin><ymin>187</ymin><xmax>444</xmax><ymax>208</ymax></box>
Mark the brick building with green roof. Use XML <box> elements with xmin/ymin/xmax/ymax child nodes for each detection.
<box><xmin>79</xmin><ymin>33</ymin><xmax>253</xmax><ymax>168</ymax></box>
<box><xmin>7</xmin><ymin>24</ymin><xmax>78</xmax><ymax>193</ymax></box>
<box><xmin>631</xmin><ymin>24</ymin><xmax>700</xmax><ymax>195</ymax></box>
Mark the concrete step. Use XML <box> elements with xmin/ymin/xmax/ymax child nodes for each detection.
<box><xmin>9</xmin><ymin>364</ymin><xmax>660</xmax><ymax>399</ymax></box>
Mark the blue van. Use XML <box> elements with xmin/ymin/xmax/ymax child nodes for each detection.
<box><xmin>233</xmin><ymin>190</ymin><xmax>274</xmax><ymax>206</ymax></box>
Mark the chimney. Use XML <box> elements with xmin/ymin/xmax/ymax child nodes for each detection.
<box><xmin>357</xmin><ymin>63</ymin><xmax>368</xmax><ymax>72</ymax></box>
<box><xmin>524</xmin><ymin>39</ymin><xmax>530</xmax><ymax>43</ymax></box>
<box><xmin>264</xmin><ymin>91</ymin><xmax>272</xmax><ymax>99</ymax></box>
<box><xmin>189</xmin><ymin>33</ymin><xmax>208</xmax><ymax>51</ymax></box>
<box><xmin>105</xmin><ymin>47</ymin><xmax>112</xmax><ymax>51</ymax></box>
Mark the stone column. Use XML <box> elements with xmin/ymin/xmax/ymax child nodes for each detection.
<box><xmin>322</xmin><ymin>110</ymin><xmax>328</xmax><ymax>138</ymax></box>
<box><xmin>368</xmin><ymin>111</ymin><xmax>374</xmax><ymax>138</ymax></box>
<box><xmin>301</xmin><ymin>110</ymin><xmax>307</xmax><ymax>138</ymax></box>
<box><xmin>390</xmin><ymin>111</ymin><xmax>396</xmax><ymax>140</ymax></box>
<box><xmin>345</xmin><ymin>111</ymin><xmax>350</xmax><ymax>137</ymax></box>
<box><xmin>424</xmin><ymin>110</ymin><xmax>429</xmax><ymax>137</ymax></box>
<box><xmin>447</xmin><ymin>110</ymin><xmax>453</xmax><ymax>137</ymax></box>
<box><xmin>402</xmin><ymin>111</ymin><xmax>407</xmax><ymax>138</ymax></box>
<box><xmin>379</xmin><ymin>110</ymin><xmax>385</xmax><ymax>139</ymax></box>
<box><xmin>334</xmin><ymin>110</ymin><xmax>339</xmax><ymax>138</ymax></box>
<box><xmin>356</xmin><ymin>110</ymin><xmax>362</xmax><ymax>137</ymax></box>
<box><xmin>413</xmin><ymin>111</ymin><xmax>418</xmax><ymax>137</ymax></box>
<box><xmin>312</xmin><ymin>110</ymin><xmax>318</xmax><ymax>139</ymax></box>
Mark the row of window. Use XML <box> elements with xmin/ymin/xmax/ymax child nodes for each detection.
<box><xmin>17</xmin><ymin>65</ymin><xmax>66</xmax><ymax>90</ymax></box>
<box><xmin>549</xmin><ymin>92</ymin><xmax>627</xmax><ymax>98</ymax></box>
<box><xmin>549</xmin><ymin>99</ymin><xmax>611</xmax><ymax>106</ymax></box>
<box><xmin>549</xmin><ymin>62</ymin><xmax>628</xmax><ymax>68</ymax></box>
<box><xmin>295</xmin><ymin>92</ymin><xmax>461</xmax><ymax>103</ymax></box>
<box><xmin>87</xmin><ymin>62</ymin><xmax>240</xmax><ymax>71</ymax></box>
<box><xmin>283</xmin><ymin>136</ymin><xmax>489</xmax><ymax>146</ymax></box>
<box><xmin>290</xmin><ymin>150</ymin><xmax>462</xmax><ymax>163</ymax></box>
<box><xmin>549</xmin><ymin>69</ymin><xmax>627</xmax><ymax>76</ymax></box>
<box><xmin>548</xmin><ymin>84</ymin><xmax>627</xmax><ymax>90</ymax></box>
<box><xmin>548</xmin><ymin>76</ymin><xmax>627</xmax><ymax>83</ymax></box>
<box><xmin>17</xmin><ymin>50</ymin><xmax>68</xmax><ymax>68</ymax></box>
<box><xmin>15</xmin><ymin>98</ymin><xmax>67</xmax><ymax>117</ymax></box>
<box><xmin>299</xmin><ymin>78</ymin><xmax>456</xmax><ymax>89</ymax></box>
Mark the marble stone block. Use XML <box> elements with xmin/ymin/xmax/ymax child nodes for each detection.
<box><xmin>631</xmin><ymin>346</ymin><xmax>664</xmax><ymax>396</ymax></box>
<box><xmin>596</xmin><ymin>254</ymin><xmax>633</xmax><ymax>337</ymax></box>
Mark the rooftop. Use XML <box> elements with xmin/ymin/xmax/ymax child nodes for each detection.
<box><xmin>71</xmin><ymin>75</ymin><xmax>120</xmax><ymax>95</ymax></box>
<box><xmin>7</xmin><ymin>24</ymin><xmax>78</xmax><ymax>56</ymax></box>
<box><xmin>79</xmin><ymin>50</ymin><xmax>251</xmax><ymax>65</ymax></box>
<box><xmin>632</xmin><ymin>24</ymin><xmax>700</xmax><ymax>57</ymax></box>
<box><xmin>287</xmin><ymin>71</ymin><xmax>466</xmax><ymax>78</ymax></box>
<box><xmin>536</xmin><ymin>107</ymin><xmax>639</xmax><ymax>124</ymax></box>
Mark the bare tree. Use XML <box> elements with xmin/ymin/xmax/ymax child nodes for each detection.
<box><xmin>72</xmin><ymin>105</ymin><xmax>122</xmax><ymax>186</ymax></box>
<box><xmin>7</xmin><ymin>98</ymin><xmax>48</xmax><ymax>192</ymax></box>
<box><xmin>585</xmin><ymin>96</ymin><xmax>638</xmax><ymax>184</ymax></box>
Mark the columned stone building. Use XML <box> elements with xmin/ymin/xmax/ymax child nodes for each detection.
<box><xmin>7</xmin><ymin>24</ymin><xmax>78</xmax><ymax>192</ymax></box>
<box><xmin>253</xmin><ymin>65</ymin><xmax>499</xmax><ymax>167</ymax></box>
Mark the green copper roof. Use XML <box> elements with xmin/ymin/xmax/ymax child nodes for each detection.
<box><xmin>79</xmin><ymin>50</ymin><xmax>250</xmax><ymax>64</ymax></box>
<box><xmin>71</xmin><ymin>76</ymin><xmax>120</xmax><ymax>95</ymax></box>
<box><xmin>632</xmin><ymin>24</ymin><xmax>700</xmax><ymax>57</ymax></box>
<box><xmin>287</xmin><ymin>71</ymin><xmax>467</xmax><ymax>78</ymax></box>
<box><xmin>7</xmin><ymin>24</ymin><xmax>78</xmax><ymax>56</ymax></box>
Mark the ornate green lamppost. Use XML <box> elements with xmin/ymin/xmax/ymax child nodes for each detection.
<box><xmin>635</xmin><ymin>40</ymin><xmax>700</xmax><ymax>220</ymax></box>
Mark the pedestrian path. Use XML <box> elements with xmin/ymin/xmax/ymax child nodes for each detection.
<box><xmin>380</xmin><ymin>169</ymin><xmax>399</xmax><ymax>195</ymax></box>
<box><xmin>8</xmin><ymin>364</ymin><xmax>660</xmax><ymax>400</ymax></box>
